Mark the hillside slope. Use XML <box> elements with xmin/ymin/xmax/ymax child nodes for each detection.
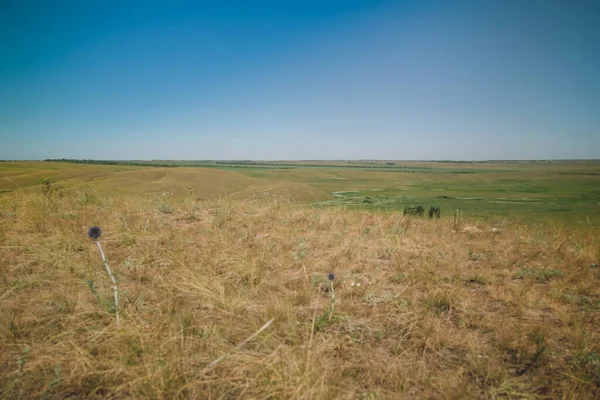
<box><xmin>0</xmin><ymin>162</ymin><xmax>329</xmax><ymax>201</ymax></box>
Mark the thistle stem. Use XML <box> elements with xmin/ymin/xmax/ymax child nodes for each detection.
<box><xmin>95</xmin><ymin>241</ymin><xmax>119</xmax><ymax>325</ymax></box>
<box><xmin>328</xmin><ymin>281</ymin><xmax>335</xmax><ymax>321</ymax></box>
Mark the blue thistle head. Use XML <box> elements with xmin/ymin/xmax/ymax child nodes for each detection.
<box><xmin>327</xmin><ymin>273</ymin><xmax>335</xmax><ymax>282</ymax></box>
<box><xmin>88</xmin><ymin>226</ymin><xmax>102</xmax><ymax>240</ymax></box>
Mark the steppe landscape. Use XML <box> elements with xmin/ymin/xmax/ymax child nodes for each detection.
<box><xmin>1</xmin><ymin>160</ymin><xmax>599</xmax><ymax>398</ymax></box>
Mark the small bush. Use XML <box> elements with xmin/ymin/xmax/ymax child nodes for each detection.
<box><xmin>403</xmin><ymin>205</ymin><xmax>424</xmax><ymax>217</ymax></box>
<box><xmin>428</xmin><ymin>206</ymin><xmax>441</xmax><ymax>218</ymax></box>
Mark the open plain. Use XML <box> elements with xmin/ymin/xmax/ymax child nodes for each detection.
<box><xmin>1</xmin><ymin>161</ymin><xmax>599</xmax><ymax>398</ymax></box>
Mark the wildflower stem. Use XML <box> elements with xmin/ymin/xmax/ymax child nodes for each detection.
<box><xmin>95</xmin><ymin>241</ymin><xmax>119</xmax><ymax>325</ymax></box>
<box><xmin>328</xmin><ymin>280</ymin><xmax>335</xmax><ymax>321</ymax></box>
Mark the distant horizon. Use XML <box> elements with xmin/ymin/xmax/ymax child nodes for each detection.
<box><xmin>2</xmin><ymin>0</ymin><xmax>599</xmax><ymax>160</ymax></box>
<box><xmin>4</xmin><ymin>157</ymin><xmax>600</xmax><ymax>163</ymax></box>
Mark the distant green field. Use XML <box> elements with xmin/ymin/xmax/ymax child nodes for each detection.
<box><xmin>233</xmin><ymin>162</ymin><xmax>600</xmax><ymax>224</ymax></box>
<box><xmin>1</xmin><ymin>160</ymin><xmax>599</xmax><ymax>224</ymax></box>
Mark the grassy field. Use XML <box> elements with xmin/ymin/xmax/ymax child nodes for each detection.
<box><xmin>0</xmin><ymin>185</ymin><xmax>599</xmax><ymax>398</ymax></box>
<box><xmin>2</xmin><ymin>161</ymin><xmax>599</xmax><ymax>224</ymax></box>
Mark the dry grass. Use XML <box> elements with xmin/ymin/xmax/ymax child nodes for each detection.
<box><xmin>0</xmin><ymin>162</ymin><xmax>329</xmax><ymax>202</ymax></box>
<box><xmin>1</xmin><ymin>189</ymin><xmax>599</xmax><ymax>399</ymax></box>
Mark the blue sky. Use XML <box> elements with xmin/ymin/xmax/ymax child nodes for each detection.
<box><xmin>1</xmin><ymin>0</ymin><xmax>598</xmax><ymax>160</ymax></box>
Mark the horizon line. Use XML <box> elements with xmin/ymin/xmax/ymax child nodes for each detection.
<box><xmin>2</xmin><ymin>158</ymin><xmax>600</xmax><ymax>163</ymax></box>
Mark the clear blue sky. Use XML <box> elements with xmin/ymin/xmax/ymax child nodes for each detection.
<box><xmin>1</xmin><ymin>0</ymin><xmax>598</xmax><ymax>160</ymax></box>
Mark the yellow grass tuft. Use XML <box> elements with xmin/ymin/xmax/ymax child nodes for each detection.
<box><xmin>1</xmin><ymin>190</ymin><xmax>599</xmax><ymax>398</ymax></box>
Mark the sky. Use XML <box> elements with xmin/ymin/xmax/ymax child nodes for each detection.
<box><xmin>1</xmin><ymin>0</ymin><xmax>599</xmax><ymax>160</ymax></box>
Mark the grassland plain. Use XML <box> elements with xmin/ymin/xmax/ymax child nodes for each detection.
<box><xmin>2</xmin><ymin>161</ymin><xmax>599</xmax><ymax>224</ymax></box>
<box><xmin>1</xmin><ymin>178</ymin><xmax>600</xmax><ymax>398</ymax></box>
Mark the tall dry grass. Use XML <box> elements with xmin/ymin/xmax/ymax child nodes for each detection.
<box><xmin>1</xmin><ymin>189</ymin><xmax>599</xmax><ymax>399</ymax></box>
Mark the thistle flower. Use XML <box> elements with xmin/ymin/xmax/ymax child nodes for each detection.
<box><xmin>327</xmin><ymin>273</ymin><xmax>335</xmax><ymax>282</ymax></box>
<box><xmin>88</xmin><ymin>226</ymin><xmax>119</xmax><ymax>325</ymax></box>
<box><xmin>88</xmin><ymin>226</ymin><xmax>102</xmax><ymax>240</ymax></box>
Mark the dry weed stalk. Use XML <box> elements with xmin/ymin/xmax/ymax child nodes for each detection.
<box><xmin>88</xmin><ymin>226</ymin><xmax>119</xmax><ymax>325</ymax></box>
<box><xmin>327</xmin><ymin>273</ymin><xmax>335</xmax><ymax>321</ymax></box>
<box><xmin>202</xmin><ymin>318</ymin><xmax>275</xmax><ymax>373</ymax></box>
